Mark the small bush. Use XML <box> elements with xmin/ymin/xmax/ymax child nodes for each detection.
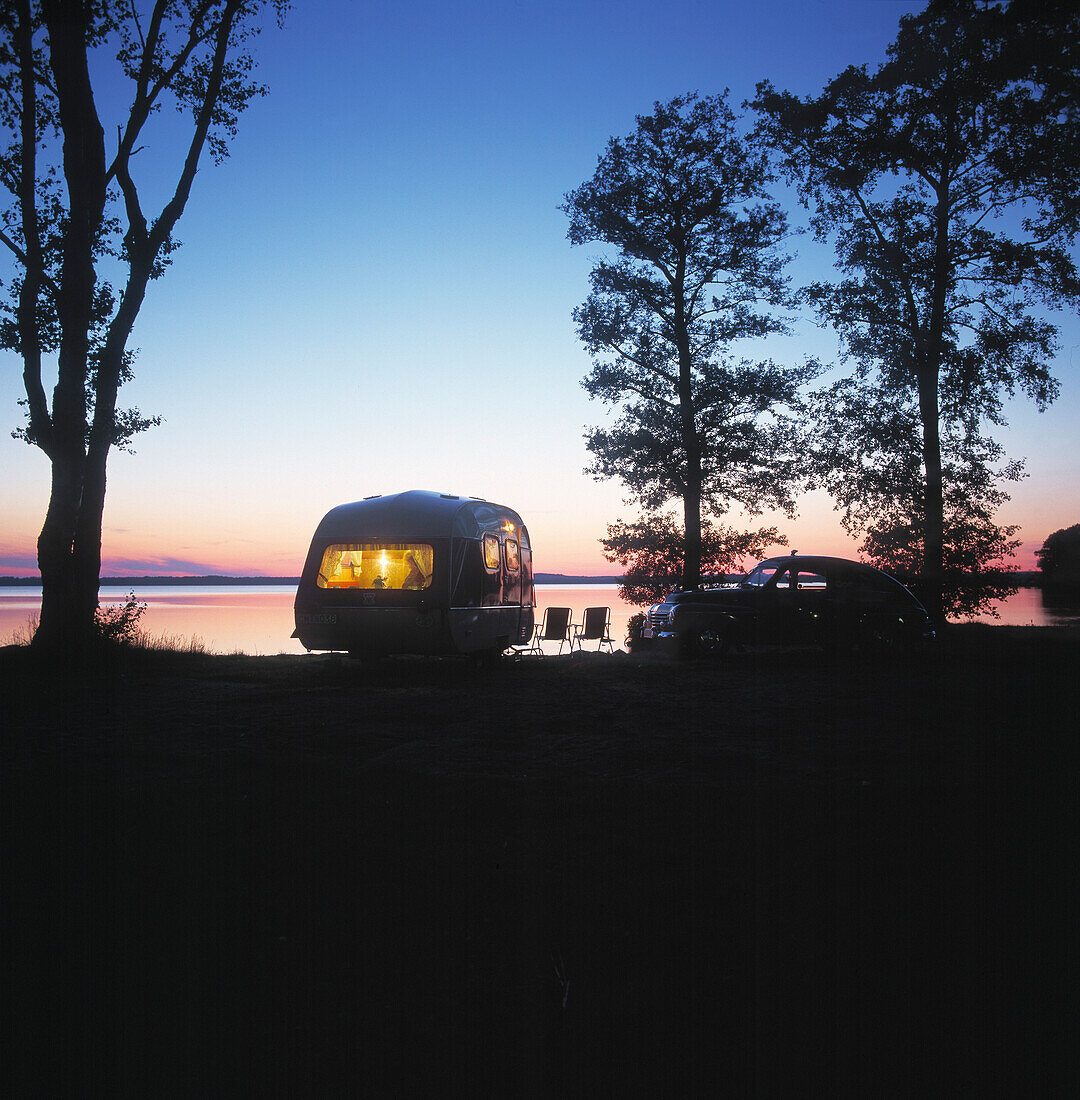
<box><xmin>93</xmin><ymin>591</ymin><xmax>149</xmax><ymax>646</ymax></box>
<box><xmin>625</xmin><ymin>611</ymin><xmax>647</xmax><ymax>650</ymax></box>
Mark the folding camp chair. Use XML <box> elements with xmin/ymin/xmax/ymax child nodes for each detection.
<box><xmin>519</xmin><ymin>605</ymin><xmax>574</xmax><ymax>656</ymax></box>
<box><xmin>572</xmin><ymin>606</ymin><xmax>615</xmax><ymax>653</ymax></box>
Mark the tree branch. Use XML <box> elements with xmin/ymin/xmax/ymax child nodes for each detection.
<box><xmin>13</xmin><ymin>0</ymin><xmax>53</xmax><ymax>453</ymax></box>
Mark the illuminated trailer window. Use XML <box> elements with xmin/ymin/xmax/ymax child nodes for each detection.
<box><xmin>317</xmin><ymin>543</ymin><xmax>434</xmax><ymax>590</ymax></box>
<box><xmin>483</xmin><ymin>534</ymin><xmax>500</xmax><ymax>571</ymax></box>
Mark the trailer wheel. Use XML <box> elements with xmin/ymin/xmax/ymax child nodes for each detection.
<box><xmin>348</xmin><ymin>650</ymin><xmax>387</xmax><ymax>669</ymax></box>
<box><xmin>472</xmin><ymin>647</ymin><xmax>506</xmax><ymax>669</ymax></box>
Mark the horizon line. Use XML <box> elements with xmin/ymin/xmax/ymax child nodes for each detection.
<box><xmin>0</xmin><ymin>571</ymin><xmax>626</xmax><ymax>586</ymax></box>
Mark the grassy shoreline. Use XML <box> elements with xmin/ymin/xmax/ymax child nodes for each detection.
<box><xmin>5</xmin><ymin>628</ymin><xmax>1079</xmax><ymax>1092</ymax></box>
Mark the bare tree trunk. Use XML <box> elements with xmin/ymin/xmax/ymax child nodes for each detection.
<box><xmin>918</xmin><ymin>366</ymin><xmax>945</xmax><ymax>623</ymax></box>
<box><xmin>32</xmin><ymin>2</ymin><xmax>107</xmax><ymax>650</ymax></box>
<box><xmin>681</xmin><ymin>404</ymin><xmax>703</xmax><ymax>589</ymax></box>
<box><xmin>73</xmin><ymin>451</ymin><xmax>107</xmax><ymax>630</ymax></box>
<box><xmin>919</xmin><ymin>183</ymin><xmax>952</xmax><ymax>624</ymax></box>
<box><xmin>682</xmin><ymin>483</ymin><xmax>703</xmax><ymax>590</ymax></box>
<box><xmin>35</xmin><ymin>455</ymin><xmax>92</xmax><ymax>649</ymax></box>
<box><xmin>674</xmin><ymin>267</ymin><xmax>702</xmax><ymax>590</ymax></box>
<box><xmin>74</xmin><ymin>259</ymin><xmax>152</xmax><ymax>621</ymax></box>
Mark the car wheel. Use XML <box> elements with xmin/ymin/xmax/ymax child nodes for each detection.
<box><xmin>863</xmin><ymin>620</ymin><xmax>902</xmax><ymax>651</ymax></box>
<box><xmin>682</xmin><ymin>626</ymin><xmax>728</xmax><ymax>658</ymax></box>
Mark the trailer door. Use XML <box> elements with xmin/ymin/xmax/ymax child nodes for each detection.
<box><xmin>517</xmin><ymin>538</ymin><xmax>535</xmax><ymax>644</ymax></box>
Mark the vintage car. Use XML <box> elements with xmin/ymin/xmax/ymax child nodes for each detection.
<box><xmin>642</xmin><ymin>554</ymin><xmax>935</xmax><ymax>655</ymax></box>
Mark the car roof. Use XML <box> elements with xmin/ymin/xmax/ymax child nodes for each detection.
<box><xmin>755</xmin><ymin>555</ymin><xmax>882</xmax><ymax>573</ymax></box>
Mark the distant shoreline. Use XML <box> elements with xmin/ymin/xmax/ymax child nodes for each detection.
<box><xmin>0</xmin><ymin>572</ymin><xmax>624</xmax><ymax>587</ymax></box>
<box><xmin>0</xmin><ymin>570</ymin><xmax>1048</xmax><ymax>589</ymax></box>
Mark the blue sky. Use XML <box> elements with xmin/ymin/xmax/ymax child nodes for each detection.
<box><xmin>3</xmin><ymin>0</ymin><xmax>1077</xmax><ymax>577</ymax></box>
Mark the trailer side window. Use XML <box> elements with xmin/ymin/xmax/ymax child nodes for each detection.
<box><xmin>483</xmin><ymin>534</ymin><xmax>500</xmax><ymax>571</ymax></box>
<box><xmin>504</xmin><ymin>537</ymin><xmax>519</xmax><ymax>570</ymax></box>
<box><xmin>317</xmin><ymin>543</ymin><xmax>434</xmax><ymax>590</ymax></box>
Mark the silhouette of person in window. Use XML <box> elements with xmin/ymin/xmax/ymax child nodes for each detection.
<box><xmin>403</xmin><ymin>548</ymin><xmax>428</xmax><ymax>590</ymax></box>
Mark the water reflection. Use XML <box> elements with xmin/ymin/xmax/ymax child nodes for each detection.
<box><xmin>0</xmin><ymin>584</ymin><xmax>639</xmax><ymax>655</ymax></box>
<box><xmin>2</xmin><ymin>583</ymin><xmax>1077</xmax><ymax>655</ymax></box>
<box><xmin>954</xmin><ymin>586</ymin><xmax>1080</xmax><ymax>628</ymax></box>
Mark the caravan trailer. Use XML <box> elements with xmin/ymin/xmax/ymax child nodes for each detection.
<box><xmin>293</xmin><ymin>490</ymin><xmax>535</xmax><ymax>657</ymax></box>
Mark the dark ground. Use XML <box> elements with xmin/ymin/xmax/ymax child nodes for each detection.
<box><xmin>4</xmin><ymin>627</ymin><xmax>1079</xmax><ymax>1094</ymax></box>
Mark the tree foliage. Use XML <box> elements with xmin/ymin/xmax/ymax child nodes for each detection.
<box><xmin>1036</xmin><ymin>524</ymin><xmax>1080</xmax><ymax>590</ymax></box>
<box><xmin>563</xmin><ymin>92</ymin><xmax>814</xmax><ymax>592</ymax></box>
<box><xmin>600</xmin><ymin>513</ymin><xmax>787</xmax><ymax>606</ymax></box>
<box><xmin>755</xmin><ymin>0</ymin><xmax>1080</xmax><ymax>620</ymax></box>
<box><xmin>811</xmin><ymin>376</ymin><xmax>1024</xmax><ymax>618</ymax></box>
<box><xmin>941</xmin><ymin>0</ymin><xmax>1080</xmax><ymax>236</ymax></box>
<box><xmin>0</xmin><ymin>0</ymin><xmax>287</xmax><ymax>649</ymax></box>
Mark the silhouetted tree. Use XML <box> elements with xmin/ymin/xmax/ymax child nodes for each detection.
<box><xmin>1037</xmin><ymin>524</ymin><xmax>1080</xmax><ymax>592</ymax></box>
<box><xmin>0</xmin><ymin>0</ymin><xmax>287</xmax><ymax>650</ymax></box>
<box><xmin>563</xmin><ymin>93</ymin><xmax>814</xmax><ymax>592</ymax></box>
<box><xmin>755</xmin><ymin>1</ymin><xmax>1080</xmax><ymax>620</ymax></box>
<box><xmin>812</xmin><ymin>377</ymin><xmax>1024</xmax><ymax>619</ymax></box>
<box><xmin>601</xmin><ymin>514</ymin><xmax>786</xmax><ymax>606</ymax></box>
<box><xmin>935</xmin><ymin>0</ymin><xmax>1080</xmax><ymax>235</ymax></box>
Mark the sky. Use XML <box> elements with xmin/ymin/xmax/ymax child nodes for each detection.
<box><xmin>2</xmin><ymin>0</ymin><xmax>1078</xmax><ymax>578</ymax></box>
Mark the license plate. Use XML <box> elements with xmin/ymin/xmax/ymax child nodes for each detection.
<box><xmin>298</xmin><ymin>612</ymin><xmax>337</xmax><ymax>625</ymax></box>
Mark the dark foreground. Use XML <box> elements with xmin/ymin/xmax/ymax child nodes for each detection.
<box><xmin>4</xmin><ymin>628</ymin><xmax>1079</xmax><ymax>1094</ymax></box>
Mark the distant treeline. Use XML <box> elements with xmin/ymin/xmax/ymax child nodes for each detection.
<box><xmin>0</xmin><ymin>575</ymin><xmax>301</xmax><ymax>587</ymax></box>
<box><xmin>978</xmin><ymin>571</ymin><xmax>1042</xmax><ymax>588</ymax></box>
<box><xmin>0</xmin><ymin>573</ymin><xmax>623</xmax><ymax>587</ymax></box>
<box><xmin>0</xmin><ymin>570</ymin><xmax>1044</xmax><ymax>588</ymax></box>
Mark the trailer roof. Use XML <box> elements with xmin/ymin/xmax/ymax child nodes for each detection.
<box><xmin>313</xmin><ymin>490</ymin><xmax>529</xmax><ymax>543</ymax></box>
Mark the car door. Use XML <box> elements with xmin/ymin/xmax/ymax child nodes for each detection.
<box><xmin>756</xmin><ymin>566</ymin><xmax>796</xmax><ymax>642</ymax></box>
<box><xmin>790</xmin><ymin>567</ymin><xmax>828</xmax><ymax>644</ymax></box>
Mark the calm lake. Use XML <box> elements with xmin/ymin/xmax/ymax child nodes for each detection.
<box><xmin>2</xmin><ymin>583</ymin><xmax>1078</xmax><ymax>655</ymax></box>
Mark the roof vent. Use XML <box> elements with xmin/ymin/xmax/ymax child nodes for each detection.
<box><xmin>440</xmin><ymin>493</ymin><xmax>459</xmax><ymax>499</ymax></box>
<box><xmin>363</xmin><ymin>494</ymin><xmax>382</xmax><ymax>500</ymax></box>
